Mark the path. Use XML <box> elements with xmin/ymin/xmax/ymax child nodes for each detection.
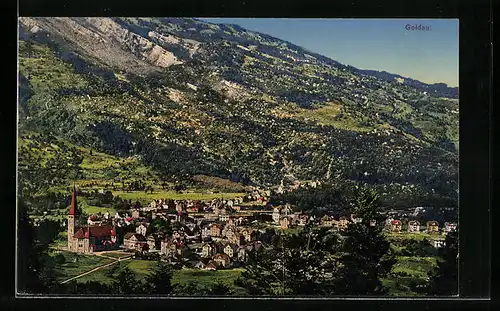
<box><xmin>60</xmin><ymin>254</ymin><xmax>132</xmax><ymax>284</ymax></box>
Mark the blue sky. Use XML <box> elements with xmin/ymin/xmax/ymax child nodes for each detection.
<box><xmin>199</xmin><ymin>19</ymin><xmax>458</xmax><ymax>87</ymax></box>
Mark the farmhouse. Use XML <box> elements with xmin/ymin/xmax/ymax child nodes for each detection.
<box><xmin>427</xmin><ymin>221</ymin><xmax>440</xmax><ymax>233</ymax></box>
<box><xmin>407</xmin><ymin>220</ymin><xmax>420</xmax><ymax>233</ymax></box>
<box><xmin>390</xmin><ymin>220</ymin><xmax>402</xmax><ymax>232</ymax></box>
<box><xmin>213</xmin><ymin>253</ymin><xmax>231</xmax><ymax>267</ymax></box>
<box><xmin>123</xmin><ymin>232</ymin><xmax>147</xmax><ymax>251</ymax></box>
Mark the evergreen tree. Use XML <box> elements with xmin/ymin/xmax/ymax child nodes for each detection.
<box><xmin>427</xmin><ymin>229</ymin><xmax>458</xmax><ymax>295</ymax></box>
<box><xmin>113</xmin><ymin>267</ymin><xmax>141</xmax><ymax>294</ymax></box>
<box><xmin>144</xmin><ymin>262</ymin><xmax>174</xmax><ymax>295</ymax></box>
<box><xmin>332</xmin><ymin>185</ymin><xmax>396</xmax><ymax>295</ymax></box>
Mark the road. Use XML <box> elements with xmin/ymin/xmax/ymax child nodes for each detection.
<box><xmin>60</xmin><ymin>253</ymin><xmax>133</xmax><ymax>284</ymax></box>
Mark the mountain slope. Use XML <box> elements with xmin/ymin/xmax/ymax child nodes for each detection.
<box><xmin>17</xmin><ymin>17</ymin><xmax>458</xmax><ymax>208</ymax></box>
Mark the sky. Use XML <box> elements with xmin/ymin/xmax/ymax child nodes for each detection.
<box><xmin>199</xmin><ymin>19</ymin><xmax>459</xmax><ymax>87</ymax></box>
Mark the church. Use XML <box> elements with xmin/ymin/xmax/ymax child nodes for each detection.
<box><xmin>67</xmin><ymin>187</ymin><xmax>118</xmax><ymax>253</ymax></box>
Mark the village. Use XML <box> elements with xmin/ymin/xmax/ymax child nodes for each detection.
<box><xmin>64</xmin><ymin>186</ymin><xmax>458</xmax><ymax>271</ymax></box>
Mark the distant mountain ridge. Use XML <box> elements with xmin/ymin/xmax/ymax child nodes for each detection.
<box><xmin>354</xmin><ymin>69</ymin><xmax>458</xmax><ymax>99</ymax></box>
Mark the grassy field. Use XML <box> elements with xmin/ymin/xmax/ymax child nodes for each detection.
<box><xmin>113</xmin><ymin>190</ymin><xmax>246</xmax><ymax>203</ymax></box>
<box><xmin>50</xmin><ymin>251</ymin><xmax>115</xmax><ymax>282</ymax></box>
<box><xmin>75</xmin><ymin>258</ymin><xmax>157</xmax><ymax>284</ymax></box>
<box><xmin>103</xmin><ymin>251</ymin><xmax>134</xmax><ymax>259</ymax></box>
<box><xmin>172</xmin><ymin>268</ymin><xmax>247</xmax><ymax>294</ymax></box>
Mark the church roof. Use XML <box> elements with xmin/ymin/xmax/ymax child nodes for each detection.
<box><xmin>73</xmin><ymin>225</ymin><xmax>113</xmax><ymax>239</ymax></box>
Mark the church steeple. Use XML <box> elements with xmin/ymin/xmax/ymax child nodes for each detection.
<box><xmin>67</xmin><ymin>185</ymin><xmax>79</xmax><ymax>251</ymax></box>
<box><xmin>69</xmin><ymin>185</ymin><xmax>79</xmax><ymax>216</ymax></box>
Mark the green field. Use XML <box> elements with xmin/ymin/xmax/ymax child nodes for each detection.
<box><xmin>51</xmin><ymin>251</ymin><xmax>115</xmax><ymax>282</ymax></box>
<box><xmin>76</xmin><ymin>258</ymin><xmax>156</xmax><ymax>284</ymax></box>
<box><xmin>103</xmin><ymin>251</ymin><xmax>134</xmax><ymax>259</ymax></box>
<box><xmin>113</xmin><ymin>190</ymin><xmax>246</xmax><ymax>203</ymax></box>
<box><xmin>172</xmin><ymin>268</ymin><xmax>247</xmax><ymax>294</ymax></box>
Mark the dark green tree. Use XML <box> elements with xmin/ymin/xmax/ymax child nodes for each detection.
<box><xmin>427</xmin><ymin>229</ymin><xmax>458</xmax><ymax>295</ymax></box>
<box><xmin>144</xmin><ymin>262</ymin><xmax>174</xmax><ymax>295</ymax></box>
<box><xmin>113</xmin><ymin>267</ymin><xmax>142</xmax><ymax>294</ymax></box>
<box><xmin>17</xmin><ymin>201</ymin><xmax>60</xmax><ymax>294</ymax></box>
<box><xmin>332</xmin><ymin>185</ymin><xmax>396</xmax><ymax>295</ymax></box>
<box><xmin>235</xmin><ymin>225</ymin><xmax>340</xmax><ymax>296</ymax></box>
<box><xmin>208</xmin><ymin>281</ymin><xmax>234</xmax><ymax>295</ymax></box>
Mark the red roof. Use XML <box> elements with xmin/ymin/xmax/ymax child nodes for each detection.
<box><xmin>73</xmin><ymin>225</ymin><xmax>114</xmax><ymax>239</ymax></box>
<box><xmin>68</xmin><ymin>186</ymin><xmax>79</xmax><ymax>216</ymax></box>
<box><xmin>391</xmin><ymin>220</ymin><xmax>402</xmax><ymax>225</ymax></box>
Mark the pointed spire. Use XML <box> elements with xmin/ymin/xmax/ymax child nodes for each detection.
<box><xmin>68</xmin><ymin>184</ymin><xmax>79</xmax><ymax>216</ymax></box>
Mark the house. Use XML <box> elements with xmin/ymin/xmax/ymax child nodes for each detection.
<box><xmin>427</xmin><ymin>221</ymin><xmax>440</xmax><ymax>233</ymax></box>
<box><xmin>321</xmin><ymin>215</ymin><xmax>333</xmax><ymax>227</ymax></box>
<box><xmin>222</xmin><ymin>226</ymin><xmax>234</xmax><ymax>238</ymax></box>
<box><xmin>131</xmin><ymin>209</ymin><xmax>140</xmax><ymax>218</ymax></box>
<box><xmin>219</xmin><ymin>214</ymin><xmax>230</xmax><ymax>222</ymax></box>
<box><xmin>205</xmin><ymin>260</ymin><xmax>218</xmax><ymax>270</ymax></box>
<box><xmin>160</xmin><ymin>240</ymin><xmax>178</xmax><ymax>258</ymax></box>
<box><xmin>369</xmin><ymin>220</ymin><xmax>377</xmax><ymax>227</ymax></box>
<box><xmin>210</xmin><ymin>224</ymin><xmax>222</xmax><ymax>237</ymax></box>
<box><xmin>390</xmin><ymin>220</ymin><xmax>402</xmax><ymax>232</ymax></box>
<box><xmin>227</xmin><ymin>217</ymin><xmax>237</xmax><ymax>227</ymax></box>
<box><xmin>281</xmin><ymin>204</ymin><xmax>292</xmax><ymax>215</ymax></box>
<box><xmin>195</xmin><ymin>259</ymin><xmax>207</xmax><ymax>269</ymax></box>
<box><xmin>239</xmin><ymin>228</ymin><xmax>254</xmax><ymax>242</ymax></box>
<box><xmin>385</xmin><ymin>217</ymin><xmax>394</xmax><ymax>227</ymax></box>
<box><xmin>223</xmin><ymin>243</ymin><xmax>239</xmax><ymax>258</ymax></box>
<box><xmin>237</xmin><ymin>246</ymin><xmax>249</xmax><ymax>262</ymax></box>
<box><xmin>229</xmin><ymin>232</ymin><xmax>244</xmax><ymax>246</ymax></box>
<box><xmin>135</xmin><ymin>223</ymin><xmax>148</xmax><ymax>236</ymax></box>
<box><xmin>146</xmin><ymin>235</ymin><xmax>157</xmax><ymax>251</ymax></box>
<box><xmin>444</xmin><ymin>222</ymin><xmax>457</xmax><ymax>233</ymax></box>
<box><xmin>201</xmin><ymin>226</ymin><xmax>211</xmax><ymax>238</ymax></box>
<box><xmin>201</xmin><ymin>243</ymin><xmax>217</xmax><ymax>258</ymax></box>
<box><xmin>213</xmin><ymin>253</ymin><xmax>231</xmax><ymax>267</ymax></box>
<box><xmin>407</xmin><ymin>220</ymin><xmax>420</xmax><ymax>233</ymax></box>
<box><xmin>272</xmin><ymin>207</ymin><xmax>281</xmax><ymax>224</ymax></box>
<box><xmin>280</xmin><ymin>216</ymin><xmax>291</xmax><ymax>229</ymax></box>
<box><xmin>350</xmin><ymin>214</ymin><xmax>362</xmax><ymax>224</ymax></box>
<box><xmin>297</xmin><ymin>215</ymin><xmax>308</xmax><ymax>226</ymax></box>
<box><xmin>336</xmin><ymin>217</ymin><xmax>349</xmax><ymax>230</ymax></box>
<box><xmin>123</xmin><ymin>232</ymin><xmax>147</xmax><ymax>251</ymax></box>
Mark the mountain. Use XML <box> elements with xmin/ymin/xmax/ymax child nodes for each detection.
<box><xmin>17</xmin><ymin>17</ymin><xmax>458</xmax><ymax>209</ymax></box>
<box><xmin>353</xmin><ymin>69</ymin><xmax>458</xmax><ymax>99</ymax></box>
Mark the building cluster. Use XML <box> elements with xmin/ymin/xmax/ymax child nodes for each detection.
<box><xmin>66</xmin><ymin>187</ymin><xmax>457</xmax><ymax>265</ymax></box>
<box><xmin>384</xmin><ymin>217</ymin><xmax>457</xmax><ymax>235</ymax></box>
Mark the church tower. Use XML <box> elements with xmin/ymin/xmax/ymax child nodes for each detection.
<box><xmin>67</xmin><ymin>186</ymin><xmax>79</xmax><ymax>251</ymax></box>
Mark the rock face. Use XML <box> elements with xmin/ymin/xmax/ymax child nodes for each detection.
<box><xmin>18</xmin><ymin>17</ymin><xmax>182</xmax><ymax>73</ymax></box>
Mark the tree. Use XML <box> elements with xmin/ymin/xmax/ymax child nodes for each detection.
<box><xmin>332</xmin><ymin>185</ymin><xmax>396</xmax><ymax>295</ymax></box>
<box><xmin>113</xmin><ymin>267</ymin><xmax>142</xmax><ymax>294</ymax></box>
<box><xmin>235</xmin><ymin>224</ymin><xmax>340</xmax><ymax>296</ymax></box>
<box><xmin>17</xmin><ymin>201</ymin><xmax>60</xmax><ymax>294</ymax></box>
<box><xmin>208</xmin><ymin>281</ymin><xmax>234</xmax><ymax>295</ymax></box>
<box><xmin>144</xmin><ymin>262</ymin><xmax>174</xmax><ymax>295</ymax></box>
<box><xmin>427</xmin><ymin>229</ymin><xmax>458</xmax><ymax>295</ymax></box>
